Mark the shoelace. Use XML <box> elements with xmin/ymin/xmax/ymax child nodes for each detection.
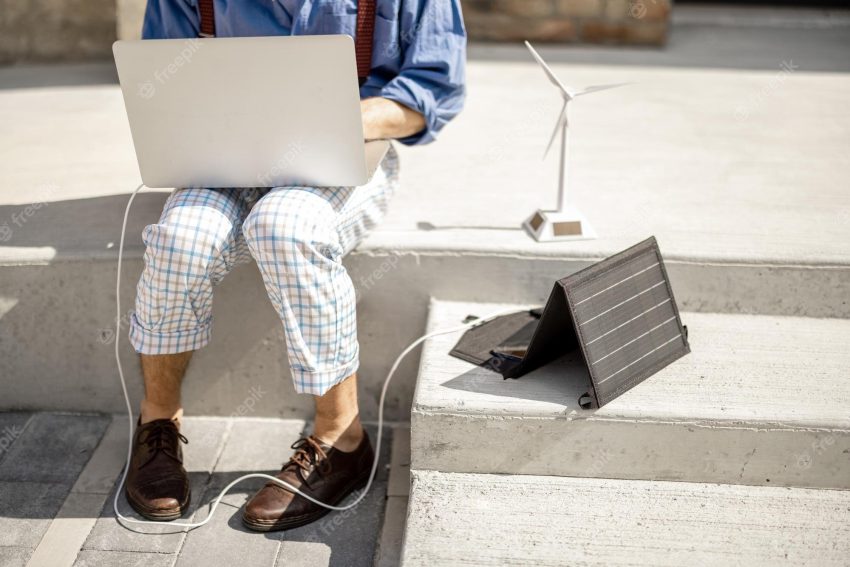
<box><xmin>138</xmin><ymin>421</ymin><xmax>188</xmax><ymax>468</ymax></box>
<box><xmin>284</xmin><ymin>436</ymin><xmax>332</xmax><ymax>478</ymax></box>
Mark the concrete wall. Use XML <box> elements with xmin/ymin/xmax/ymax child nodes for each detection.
<box><xmin>3</xmin><ymin>240</ymin><xmax>846</xmax><ymax>421</ymax></box>
<box><xmin>0</xmin><ymin>251</ymin><xmax>429</xmax><ymax>423</ymax></box>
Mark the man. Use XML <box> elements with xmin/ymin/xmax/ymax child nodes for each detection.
<box><xmin>126</xmin><ymin>0</ymin><xmax>465</xmax><ymax>531</ymax></box>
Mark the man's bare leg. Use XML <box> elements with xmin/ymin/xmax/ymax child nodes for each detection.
<box><xmin>126</xmin><ymin>352</ymin><xmax>194</xmax><ymax>520</ymax></box>
<box><xmin>139</xmin><ymin>352</ymin><xmax>193</xmax><ymax>426</ymax></box>
<box><xmin>313</xmin><ymin>373</ymin><xmax>364</xmax><ymax>452</ymax></box>
<box><xmin>243</xmin><ymin>372</ymin><xmax>373</xmax><ymax>530</ymax></box>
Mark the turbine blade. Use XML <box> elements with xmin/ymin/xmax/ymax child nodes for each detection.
<box><xmin>572</xmin><ymin>82</ymin><xmax>630</xmax><ymax>97</ymax></box>
<box><xmin>525</xmin><ymin>41</ymin><xmax>573</xmax><ymax>97</ymax></box>
<box><xmin>543</xmin><ymin>104</ymin><xmax>568</xmax><ymax>160</ymax></box>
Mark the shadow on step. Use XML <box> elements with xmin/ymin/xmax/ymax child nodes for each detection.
<box><xmin>440</xmin><ymin>351</ymin><xmax>592</xmax><ymax>411</ymax></box>
<box><xmin>0</xmin><ymin>192</ymin><xmax>169</xmax><ymax>260</ymax></box>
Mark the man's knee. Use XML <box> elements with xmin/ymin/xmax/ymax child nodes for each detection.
<box><xmin>242</xmin><ymin>190</ymin><xmax>339</xmax><ymax>258</ymax></box>
<box><xmin>142</xmin><ymin>215</ymin><xmax>232</xmax><ymax>280</ymax></box>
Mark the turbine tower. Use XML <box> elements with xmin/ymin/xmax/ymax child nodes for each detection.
<box><xmin>523</xmin><ymin>41</ymin><xmax>627</xmax><ymax>242</ymax></box>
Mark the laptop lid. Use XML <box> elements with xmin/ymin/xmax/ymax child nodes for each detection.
<box><xmin>113</xmin><ymin>35</ymin><xmax>388</xmax><ymax>189</ymax></box>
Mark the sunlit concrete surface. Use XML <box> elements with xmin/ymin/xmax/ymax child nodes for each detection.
<box><xmin>1</xmin><ymin>7</ymin><xmax>848</xmax><ymax>417</ymax></box>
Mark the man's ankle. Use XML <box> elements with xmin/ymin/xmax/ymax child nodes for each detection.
<box><xmin>314</xmin><ymin>419</ymin><xmax>364</xmax><ymax>452</ymax></box>
<box><xmin>140</xmin><ymin>401</ymin><xmax>183</xmax><ymax>427</ymax></box>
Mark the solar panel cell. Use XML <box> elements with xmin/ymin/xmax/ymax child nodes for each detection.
<box><xmin>577</xmin><ymin>280</ymin><xmax>671</xmax><ymax>342</ymax></box>
<box><xmin>448</xmin><ymin>236</ymin><xmax>689</xmax><ymax>409</ymax></box>
<box><xmin>571</xmin><ymin>256</ymin><xmax>661</xmax><ymax>305</ymax></box>
<box><xmin>563</xmin><ymin>237</ymin><xmax>690</xmax><ymax>407</ymax></box>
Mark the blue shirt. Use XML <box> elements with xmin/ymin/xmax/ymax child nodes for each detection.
<box><xmin>142</xmin><ymin>0</ymin><xmax>467</xmax><ymax>145</ymax></box>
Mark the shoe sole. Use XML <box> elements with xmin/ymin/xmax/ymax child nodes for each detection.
<box><xmin>126</xmin><ymin>489</ymin><xmax>192</xmax><ymax>522</ymax></box>
<box><xmin>241</xmin><ymin>471</ymin><xmax>370</xmax><ymax>532</ymax></box>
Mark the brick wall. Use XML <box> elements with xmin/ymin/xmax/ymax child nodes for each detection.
<box><xmin>0</xmin><ymin>0</ymin><xmax>671</xmax><ymax>64</ymax></box>
<box><xmin>461</xmin><ymin>0</ymin><xmax>672</xmax><ymax>46</ymax></box>
<box><xmin>0</xmin><ymin>0</ymin><xmax>116</xmax><ymax>64</ymax></box>
<box><xmin>117</xmin><ymin>0</ymin><xmax>673</xmax><ymax>45</ymax></box>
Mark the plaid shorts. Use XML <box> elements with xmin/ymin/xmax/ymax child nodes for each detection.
<box><xmin>130</xmin><ymin>145</ymin><xmax>399</xmax><ymax>395</ymax></box>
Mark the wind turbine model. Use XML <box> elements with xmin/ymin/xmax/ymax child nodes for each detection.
<box><xmin>523</xmin><ymin>41</ymin><xmax>627</xmax><ymax>242</ymax></box>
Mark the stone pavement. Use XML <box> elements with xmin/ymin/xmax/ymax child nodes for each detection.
<box><xmin>0</xmin><ymin>413</ymin><xmax>406</xmax><ymax>567</ymax></box>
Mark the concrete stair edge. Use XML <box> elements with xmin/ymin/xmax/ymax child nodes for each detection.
<box><xmin>410</xmin><ymin>299</ymin><xmax>850</xmax><ymax>489</ymax></box>
<box><xmin>400</xmin><ymin>469</ymin><xmax>850</xmax><ymax>567</ymax></box>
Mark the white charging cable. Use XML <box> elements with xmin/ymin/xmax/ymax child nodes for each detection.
<box><xmin>113</xmin><ymin>183</ymin><xmax>520</xmax><ymax>532</ymax></box>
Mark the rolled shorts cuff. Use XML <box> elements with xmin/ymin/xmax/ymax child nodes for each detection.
<box><xmin>291</xmin><ymin>351</ymin><xmax>360</xmax><ymax>396</ymax></box>
<box><xmin>128</xmin><ymin>313</ymin><xmax>213</xmax><ymax>354</ymax></box>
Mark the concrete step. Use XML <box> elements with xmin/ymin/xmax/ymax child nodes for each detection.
<box><xmin>5</xmin><ymin>235</ymin><xmax>847</xmax><ymax>421</ymax></box>
<box><xmin>411</xmin><ymin>299</ymin><xmax>850</xmax><ymax>489</ymax></box>
<box><xmin>3</xmin><ymin>45</ymin><xmax>850</xmax><ymax>417</ymax></box>
<box><xmin>400</xmin><ymin>469</ymin><xmax>850</xmax><ymax>567</ymax></box>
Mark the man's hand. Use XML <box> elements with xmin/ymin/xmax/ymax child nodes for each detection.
<box><xmin>360</xmin><ymin>97</ymin><xmax>426</xmax><ymax>141</ymax></box>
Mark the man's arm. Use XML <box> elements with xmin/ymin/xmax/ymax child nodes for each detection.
<box><xmin>360</xmin><ymin>97</ymin><xmax>426</xmax><ymax>141</ymax></box>
<box><xmin>375</xmin><ymin>0</ymin><xmax>467</xmax><ymax>145</ymax></box>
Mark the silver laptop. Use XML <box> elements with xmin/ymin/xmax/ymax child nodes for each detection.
<box><xmin>113</xmin><ymin>35</ymin><xmax>389</xmax><ymax>189</ymax></box>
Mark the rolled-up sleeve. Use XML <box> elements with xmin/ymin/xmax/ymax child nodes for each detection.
<box><xmin>379</xmin><ymin>0</ymin><xmax>467</xmax><ymax>145</ymax></box>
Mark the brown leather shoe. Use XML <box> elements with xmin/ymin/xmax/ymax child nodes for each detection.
<box><xmin>125</xmin><ymin>418</ymin><xmax>191</xmax><ymax>521</ymax></box>
<box><xmin>242</xmin><ymin>432</ymin><xmax>374</xmax><ymax>532</ymax></box>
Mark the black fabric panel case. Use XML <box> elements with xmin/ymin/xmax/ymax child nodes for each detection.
<box><xmin>449</xmin><ymin>236</ymin><xmax>690</xmax><ymax>409</ymax></box>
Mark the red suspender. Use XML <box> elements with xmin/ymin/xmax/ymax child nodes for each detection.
<box><xmin>354</xmin><ymin>0</ymin><xmax>376</xmax><ymax>86</ymax></box>
<box><xmin>195</xmin><ymin>0</ymin><xmax>375</xmax><ymax>85</ymax></box>
<box><xmin>197</xmin><ymin>0</ymin><xmax>216</xmax><ymax>38</ymax></box>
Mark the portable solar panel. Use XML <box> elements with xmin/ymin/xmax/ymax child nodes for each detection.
<box><xmin>450</xmin><ymin>236</ymin><xmax>690</xmax><ymax>409</ymax></box>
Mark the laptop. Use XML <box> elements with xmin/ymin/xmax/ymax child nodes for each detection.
<box><xmin>113</xmin><ymin>35</ymin><xmax>390</xmax><ymax>189</ymax></box>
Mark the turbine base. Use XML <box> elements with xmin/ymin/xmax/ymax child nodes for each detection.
<box><xmin>523</xmin><ymin>209</ymin><xmax>597</xmax><ymax>242</ymax></box>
